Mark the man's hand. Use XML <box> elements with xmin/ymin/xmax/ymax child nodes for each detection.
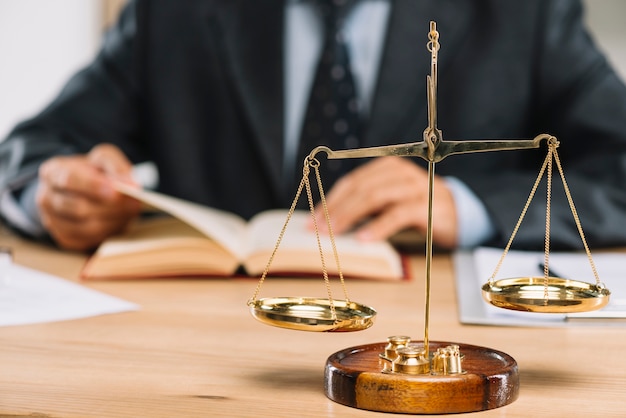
<box><xmin>313</xmin><ymin>156</ymin><xmax>458</xmax><ymax>248</ymax></box>
<box><xmin>36</xmin><ymin>144</ymin><xmax>142</xmax><ymax>251</ymax></box>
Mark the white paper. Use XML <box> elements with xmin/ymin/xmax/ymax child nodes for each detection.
<box><xmin>453</xmin><ymin>247</ymin><xmax>626</xmax><ymax>327</ymax></box>
<box><xmin>0</xmin><ymin>262</ymin><xmax>139</xmax><ymax>327</ymax></box>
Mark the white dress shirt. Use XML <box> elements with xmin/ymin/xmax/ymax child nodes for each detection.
<box><xmin>285</xmin><ymin>0</ymin><xmax>495</xmax><ymax>247</ymax></box>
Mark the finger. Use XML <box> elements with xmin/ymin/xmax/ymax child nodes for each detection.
<box><xmin>37</xmin><ymin>179</ymin><xmax>141</xmax><ymax>222</ymax></box>
<box><xmin>37</xmin><ymin>182</ymin><xmax>95</xmax><ymax>221</ymax></box>
<box><xmin>38</xmin><ymin>186</ymin><xmax>141</xmax><ymax>250</ymax></box>
<box><xmin>354</xmin><ymin>176</ymin><xmax>458</xmax><ymax>246</ymax></box>
<box><xmin>319</xmin><ymin>157</ymin><xmax>427</xmax><ymax>233</ymax></box>
<box><xmin>313</xmin><ymin>159</ymin><xmax>393</xmax><ymax>232</ymax></box>
<box><xmin>39</xmin><ymin>156</ymin><xmax>117</xmax><ymax>202</ymax></box>
<box><xmin>88</xmin><ymin>143</ymin><xmax>135</xmax><ymax>182</ymax></box>
<box><xmin>43</xmin><ymin>210</ymin><xmax>136</xmax><ymax>251</ymax></box>
<box><xmin>354</xmin><ymin>201</ymin><xmax>424</xmax><ymax>242</ymax></box>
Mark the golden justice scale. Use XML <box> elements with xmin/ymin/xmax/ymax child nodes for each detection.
<box><xmin>247</xmin><ymin>22</ymin><xmax>611</xmax><ymax>414</ymax></box>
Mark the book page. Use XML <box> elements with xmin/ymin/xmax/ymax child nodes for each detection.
<box><xmin>81</xmin><ymin>217</ymin><xmax>240</xmax><ymax>279</ymax></box>
<box><xmin>244</xmin><ymin>209</ymin><xmax>404</xmax><ymax>279</ymax></box>
<box><xmin>115</xmin><ymin>183</ymin><xmax>248</xmax><ymax>260</ymax></box>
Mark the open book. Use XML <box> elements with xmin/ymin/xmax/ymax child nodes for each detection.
<box><xmin>81</xmin><ymin>184</ymin><xmax>406</xmax><ymax>280</ymax></box>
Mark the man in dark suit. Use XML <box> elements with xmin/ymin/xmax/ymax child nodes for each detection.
<box><xmin>2</xmin><ymin>0</ymin><xmax>626</xmax><ymax>252</ymax></box>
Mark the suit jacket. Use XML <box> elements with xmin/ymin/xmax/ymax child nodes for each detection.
<box><xmin>2</xmin><ymin>0</ymin><xmax>626</xmax><ymax>250</ymax></box>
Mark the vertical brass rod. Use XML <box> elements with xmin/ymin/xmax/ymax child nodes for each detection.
<box><xmin>429</xmin><ymin>21</ymin><xmax>438</xmax><ymax>132</ymax></box>
<box><xmin>423</xmin><ymin>160</ymin><xmax>435</xmax><ymax>361</ymax></box>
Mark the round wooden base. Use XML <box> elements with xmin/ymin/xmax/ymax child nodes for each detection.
<box><xmin>324</xmin><ymin>341</ymin><xmax>519</xmax><ymax>414</ymax></box>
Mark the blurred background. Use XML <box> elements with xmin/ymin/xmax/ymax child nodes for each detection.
<box><xmin>0</xmin><ymin>0</ymin><xmax>625</xmax><ymax>140</ymax></box>
<box><xmin>0</xmin><ymin>0</ymin><xmax>125</xmax><ymax>140</ymax></box>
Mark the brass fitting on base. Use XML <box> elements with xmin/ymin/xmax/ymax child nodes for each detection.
<box><xmin>380</xmin><ymin>336</ymin><xmax>465</xmax><ymax>375</ymax></box>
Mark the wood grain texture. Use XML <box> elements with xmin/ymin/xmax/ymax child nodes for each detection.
<box><xmin>325</xmin><ymin>341</ymin><xmax>518</xmax><ymax>414</ymax></box>
<box><xmin>2</xmin><ymin>224</ymin><xmax>626</xmax><ymax>417</ymax></box>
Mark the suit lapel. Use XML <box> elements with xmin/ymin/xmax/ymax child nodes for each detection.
<box><xmin>207</xmin><ymin>0</ymin><xmax>286</xmax><ymax>197</ymax></box>
<box><xmin>205</xmin><ymin>0</ymin><xmax>473</xmax><ymax>191</ymax></box>
<box><xmin>367</xmin><ymin>0</ymin><xmax>471</xmax><ymax>145</ymax></box>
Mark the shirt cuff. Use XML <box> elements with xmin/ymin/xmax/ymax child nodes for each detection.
<box><xmin>0</xmin><ymin>180</ymin><xmax>46</xmax><ymax>237</ymax></box>
<box><xmin>444</xmin><ymin>176</ymin><xmax>496</xmax><ymax>248</ymax></box>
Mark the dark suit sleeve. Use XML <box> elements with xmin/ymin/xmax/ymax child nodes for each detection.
<box><xmin>0</xmin><ymin>0</ymin><xmax>148</xmax><ymax>233</ymax></box>
<box><xmin>466</xmin><ymin>0</ymin><xmax>626</xmax><ymax>250</ymax></box>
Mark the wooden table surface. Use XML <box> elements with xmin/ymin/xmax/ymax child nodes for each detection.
<box><xmin>1</xmin><ymin>225</ymin><xmax>625</xmax><ymax>417</ymax></box>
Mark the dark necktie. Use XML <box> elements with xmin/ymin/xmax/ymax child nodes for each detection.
<box><xmin>296</xmin><ymin>0</ymin><xmax>361</xmax><ymax>191</ymax></box>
